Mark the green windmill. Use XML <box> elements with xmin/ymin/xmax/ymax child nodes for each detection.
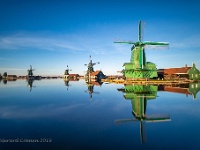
<box><xmin>114</xmin><ymin>21</ymin><xmax>169</xmax><ymax>79</ymax></box>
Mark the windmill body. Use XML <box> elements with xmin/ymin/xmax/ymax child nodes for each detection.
<box><xmin>115</xmin><ymin>21</ymin><xmax>169</xmax><ymax>79</ymax></box>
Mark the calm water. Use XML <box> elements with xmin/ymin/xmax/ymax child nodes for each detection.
<box><xmin>0</xmin><ymin>79</ymin><xmax>200</xmax><ymax>150</ymax></box>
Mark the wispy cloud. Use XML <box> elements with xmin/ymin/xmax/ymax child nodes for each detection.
<box><xmin>170</xmin><ymin>34</ymin><xmax>200</xmax><ymax>49</ymax></box>
<box><xmin>0</xmin><ymin>68</ymin><xmax>26</xmax><ymax>71</ymax></box>
<box><xmin>0</xmin><ymin>33</ymin><xmax>85</xmax><ymax>52</ymax></box>
<box><xmin>0</xmin><ymin>30</ymin><xmax>133</xmax><ymax>56</ymax></box>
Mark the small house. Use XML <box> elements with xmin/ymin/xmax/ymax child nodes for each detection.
<box><xmin>90</xmin><ymin>70</ymin><xmax>106</xmax><ymax>80</ymax></box>
<box><xmin>188</xmin><ymin>63</ymin><xmax>200</xmax><ymax>81</ymax></box>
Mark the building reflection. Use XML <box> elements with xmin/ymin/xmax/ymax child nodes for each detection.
<box><xmin>159</xmin><ymin>82</ymin><xmax>200</xmax><ymax>99</ymax></box>
<box><xmin>63</xmin><ymin>78</ymin><xmax>79</xmax><ymax>91</ymax></box>
<box><xmin>85</xmin><ymin>80</ymin><xmax>102</xmax><ymax>100</ymax></box>
<box><xmin>116</xmin><ymin>84</ymin><xmax>171</xmax><ymax>144</ymax></box>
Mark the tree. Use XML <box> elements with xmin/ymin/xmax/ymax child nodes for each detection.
<box><xmin>3</xmin><ymin>72</ymin><xmax>7</xmax><ymax>79</ymax></box>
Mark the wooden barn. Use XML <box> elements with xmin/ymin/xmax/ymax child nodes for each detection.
<box><xmin>163</xmin><ymin>63</ymin><xmax>200</xmax><ymax>80</ymax></box>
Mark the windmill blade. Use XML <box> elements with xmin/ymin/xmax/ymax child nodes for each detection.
<box><xmin>145</xmin><ymin>114</ymin><xmax>171</xmax><ymax>122</ymax></box>
<box><xmin>143</xmin><ymin>41</ymin><xmax>169</xmax><ymax>46</ymax></box>
<box><xmin>114</xmin><ymin>118</ymin><xmax>138</xmax><ymax>124</ymax></box>
<box><xmin>93</xmin><ymin>92</ymin><xmax>100</xmax><ymax>94</ymax></box>
<box><xmin>114</xmin><ymin>41</ymin><xmax>136</xmax><ymax>44</ymax></box>
<box><xmin>136</xmin><ymin>95</ymin><xmax>156</xmax><ymax>98</ymax></box>
<box><xmin>145</xmin><ymin>45</ymin><xmax>169</xmax><ymax>50</ymax></box>
<box><xmin>140</xmin><ymin>121</ymin><xmax>147</xmax><ymax>144</ymax></box>
<box><xmin>138</xmin><ymin>20</ymin><xmax>143</xmax><ymax>42</ymax></box>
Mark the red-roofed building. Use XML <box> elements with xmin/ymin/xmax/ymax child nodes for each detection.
<box><xmin>164</xmin><ymin>65</ymin><xmax>192</xmax><ymax>79</ymax></box>
<box><xmin>89</xmin><ymin>70</ymin><xmax>106</xmax><ymax>80</ymax></box>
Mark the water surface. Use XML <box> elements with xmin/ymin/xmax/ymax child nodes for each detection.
<box><xmin>0</xmin><ymin>79</ymin><xmax>200</xmax><ymax>150</ymax></box>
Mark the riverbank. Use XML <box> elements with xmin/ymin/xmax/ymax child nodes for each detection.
<box><xmin>101</xmin><ymin>78</ymin><xmax>199</xmax><ymax>85</ymax></box>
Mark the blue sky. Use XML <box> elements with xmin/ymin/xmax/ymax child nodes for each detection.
<box><xmin>0</xmin><ymin>0</ymin><xmax>200</xmax><ymax>76</ymax></box>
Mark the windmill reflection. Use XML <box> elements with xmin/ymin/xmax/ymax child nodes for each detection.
<box><xmin>63</xmin><ymin>79</ymin><xmax>70</xmax><ymax>90</ymax></box>
<box><xmin>63</xmin><ymin>78</ymin><xmax>79</xmax><ymax>91</ymax></box>
<box><xmin>116</xmin><ymin>84</ymin><xmax>171</xmax><ymax>144</ymax></box>
<box><xmin>27</xmin><ymin>79</ymin><xmax>35</xmax><ymax>92</ymax></box>
<box><xmin>85</xmin><ymin>80</ymin><xmax>102</xmax><ymax>100</ymax></box>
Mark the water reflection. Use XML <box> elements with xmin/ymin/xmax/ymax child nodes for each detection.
<box><xmin>159</xmin><ymin>82</ymin><xmax>200</xmax><ymax>99</ymax></box>
<box><xmin>0</xmin><ymin>79</ymin><xmax>200</xmax><ymax>149</ymax></box>
<box><xmin>63</xmin><ymin>78</ymin><xmax>79</xmax><ymax>91</ymax></box>
<box><xmin>0</xmin><ymin>78</ymin><xmax>17</xmax><ymax>84</ymax></box>
<box><xmin>27</xmin><ymin>79</ymin><xmax>35</xmax><ymax>92</ymax></box>
<box><xmin>115</xmin><ymin>82</ymin><xmax>200</xmax><ymax>144</ymax></box>
<box><xmin>116</xmin><ymin>84</ymin><xmax>171</xmax><ymax>143</ymax></box>
<box><xmin>3</xmin><ymin>79</ymin><xmax>7</xmax><ymax>84</ymax></box>
<box><xmin>85</xmin><ymin>80</ymin><xmax>102</xmax><ymax>100</ymax></box>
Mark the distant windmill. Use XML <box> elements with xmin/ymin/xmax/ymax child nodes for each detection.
<box><xmin>27</xmin><ymin>65</ymin><xmax>35</xmax><ymax>79</ymax></box>
<box><xmin>64</xmin><ymin>65</ymin><xmax>72</xmax><ymax>79</ymax></box>
<box><xmin>84</xmin><ymin>55</ymin><xmax>100</xmax><ymax>80</ymax></box>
